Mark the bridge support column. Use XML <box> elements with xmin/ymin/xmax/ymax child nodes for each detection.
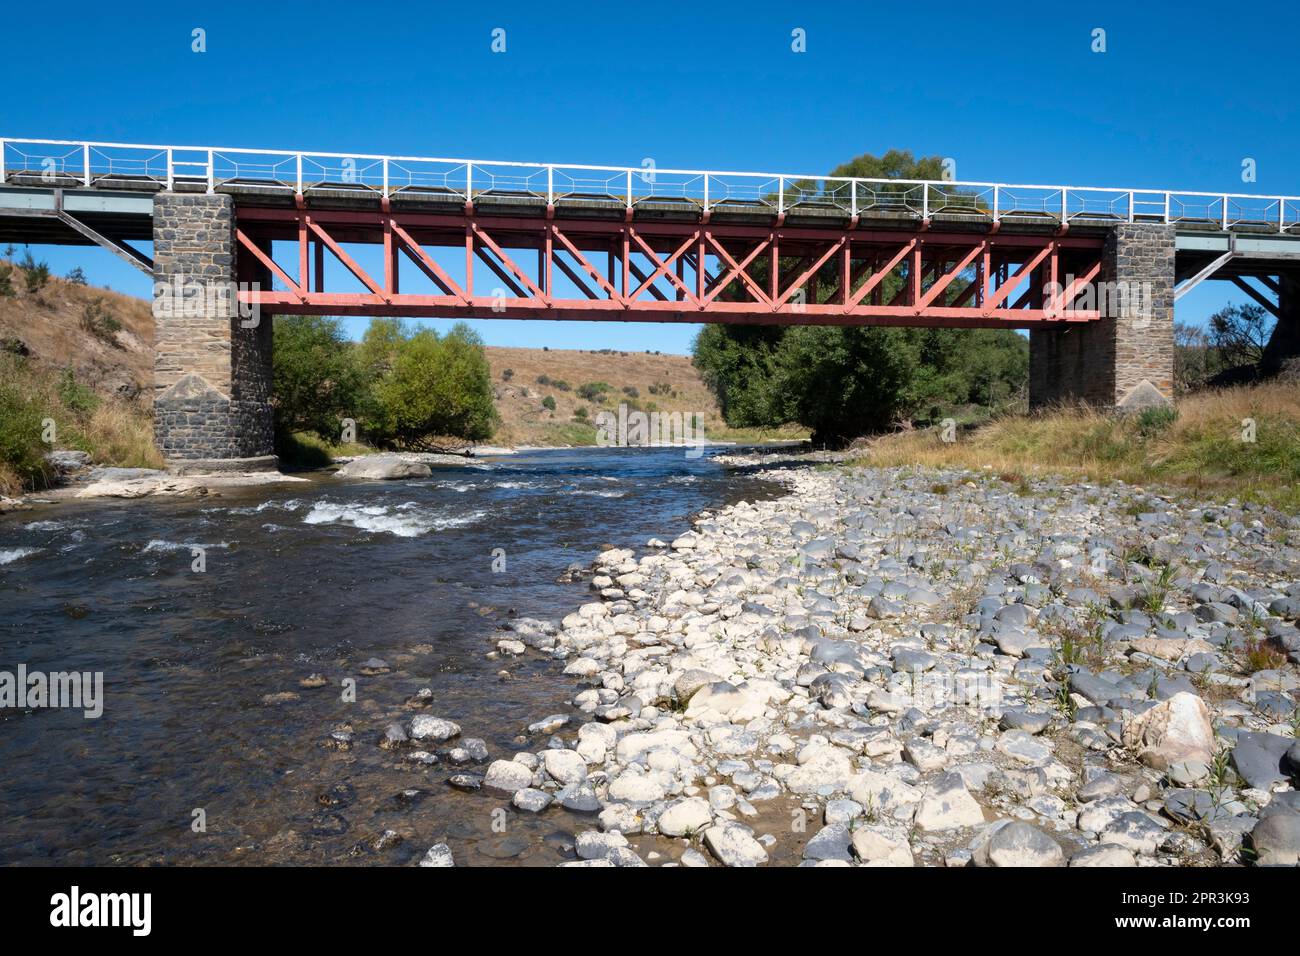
<box><xmin>1261</xmin><ymin>274</ymin><xmax>1300</xmax><ymax>375</ymax></box>
<box><xmin>1029</xmin><ymin>223</ymin><xmax>1175</xmax><ymax>411</ymax></box>
<box><xmin>152</xmin><ymin>193</ymin><xmax>275</xmax><ymax>470</ymax></box>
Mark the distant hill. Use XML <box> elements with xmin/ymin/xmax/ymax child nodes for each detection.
<box><xmin>485</xmin><ymin>345</ymin><xmax>740</xmax><ymax>446</ymax></box>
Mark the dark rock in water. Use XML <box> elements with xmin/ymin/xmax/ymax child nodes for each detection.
<box><xmin>447</xmin><ymin>773</ymin><xmax>484</xmax><ymax>791</ymax></box>
<box><xmin>316</xmin><ymin>783</ymin><xmax>355</xmax><ymax>808</ymax></box>
<box><xmin>1231</xmin><ymin>732</ymin><xmax>1293</xmax><ymax>790</ymax></box>
<box><xmin>391</xmin><ymin>788</ymin><xmax>430</xmax><ymax>808</ymax></box>
<box><xmin>359</xmin><ymin>657</ymin><xmax>391</xmax><ymax>675</ymax></box>
<box><xmin>371</xmin><ymin>829</ymin><xmax>403</xmax><ymax>851</ymax></box>
<box><xmin>478</xmin><ymin>835</ymin><xmax>531</xmax><ymax>860</ymax></box>
<box><xmin>1288</xmin><ymin>741</ymin><xmax>1300</xmax><ymax>780</ymax></box>
<box><xmin>310</xmin><ymin>812</ymin><xmax>351</xmax><ymax>837</ymax></box>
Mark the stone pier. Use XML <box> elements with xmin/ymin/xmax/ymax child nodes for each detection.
<box><xmin>1029</xmin><ymin>222</ymin><xmax>1176</xmax><ymax>410</ymax></box>
<box><xmin>151</xmin><ymin>193</ymin><xmax>275</xmax><ymax>469</ymax></box>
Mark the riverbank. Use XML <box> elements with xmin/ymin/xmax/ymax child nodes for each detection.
<box><xmin>462</xmin><ymin>451</ymin><xmax>1300</xmax><ymax>867</ymax></box>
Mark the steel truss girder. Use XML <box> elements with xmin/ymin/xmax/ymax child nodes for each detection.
<box><xmin>234</xmin><ymin>207</ymin><xmax>1105</xmax><ymax>328</ymax></box>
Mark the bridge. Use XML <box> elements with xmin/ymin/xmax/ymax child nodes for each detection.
<box><xmin>2</xmin><ymin>136</ymin><xmax>1298</xmax><ymax>467</ymax></box>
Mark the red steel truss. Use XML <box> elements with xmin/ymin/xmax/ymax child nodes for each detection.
<box><xmin>234</xmin><ymin>206</ymin><xmax>1105</xmax><ymax>328</ymax></box>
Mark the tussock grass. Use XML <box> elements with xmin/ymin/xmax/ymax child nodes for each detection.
<box><xmin>852</xmin><ymin>380</ymin><xmax>1300</xmax><ymax>512</ymax></box>
<box><xmin>0</xmin><ymin>353</ymin><xmax>160</xmax><ymax>495</ymax></box>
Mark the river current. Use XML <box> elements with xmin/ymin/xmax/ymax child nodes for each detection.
<box><xmin>0</xmin><ymin>446</ymin><xmax>779</xmax><ymax>865</ymax></box>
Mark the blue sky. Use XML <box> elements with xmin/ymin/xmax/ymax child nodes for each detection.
<box><xmin>4</xmin><ymin>0</ymin><xmax>1297</xmax><ymax>353</ymax></box>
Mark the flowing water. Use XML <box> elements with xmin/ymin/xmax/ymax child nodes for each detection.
<box><xmin>0</xmin><ymin>447</ymin><xmax>780</xmax><ymax>866</ymax></box>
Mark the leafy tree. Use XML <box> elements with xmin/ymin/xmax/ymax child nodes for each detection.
<box><xmin>694</xmin><ymin>150</ymin><xmax>1029</xmax><ymax>445</ymax></box>
<box><xmin>66</xmin><ymin>266</ymin><xmax>87</xmax><ymax>285</ymax></box>
<box><xmin>272</xmin><ymin>315</ymin><xmax>367</xmax><ymax>442</ymax></box>
<box><xmin>368</xmin><ymin>323</ymin><xmax>497</xmax><ymax>446</ymax></box>
<box><xmin>1208</xmin><ymin>302</ymin><xmax>1274</xmax><ymax>369</ymax></box>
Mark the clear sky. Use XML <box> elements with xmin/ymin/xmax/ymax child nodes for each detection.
<box><xmin>4</xmin><ymin>0</ymin><xmax>1297</xmax><ymax>353</ymax></box>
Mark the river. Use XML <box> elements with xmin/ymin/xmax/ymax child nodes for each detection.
<box><xmin>0</xmin><ymin>446</ymin><xmax>779</xmax><ymax>865</ymax></box>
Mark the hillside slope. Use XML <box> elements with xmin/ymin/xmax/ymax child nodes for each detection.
<box><xmin>0</xmin><ymin>257</ymin><xmax>154</xmax><ymax>398</ymax></box>
<box><xmin>483</xmin><ymin>345</ymin><xmax>785</xmax><ymax>446</ymax></box>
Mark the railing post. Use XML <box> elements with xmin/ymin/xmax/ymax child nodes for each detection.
<box><xmin>1127</xmin><ymin>192</ymin><xmax>1135</xmax><ymax>222</ymax></box>
<box><xmin>626</xmin><ymin>169</ymin><xmax>632</xmax><ymax>209</ymax></box>
<box><xmin>1060</xmin><ymin>188</ymin><xmax>1068</xmax><ymax>223</ymax></box>
<box><xmin>778</xmin><ymin>176</ymin><xmax>784</xmax><ymax>215</ymax></box>
<box><xmin>466</xmin><ymin>162</ymin><xmax>473</xmax><ymax>201</ymax></box>
<box><xmin>207</xmin><ymin>149</ymin><xmax>214</xmax><ymax>194</ymax></box>
<box><xmin>166</xmin><ymin>148</ymin><xmax>174</xmax><ymax>191</ymax></box>
<box><xmin>296</xmin><ymin>154</ymin><xmax>303</xmax><ymax>194</ymax></box>
<box><xmin>83</xmin><ymin>143</ymin><xmax>91</xmax><ymax>186</ymax></box>
<box><xmin>702</xmin><ymin>174</ymin><xmax>709</xmax><ymax>212</ymax></box>
<box><xmin>382</xmin><ymin>158</ymin><xmax>389</xmax><ymax>197</ymax></box>
<box><xmin>547</xmin><ymin>166</ymin><xmax>553</xmax><ymax>205</ymax></box>
<box><xmin>1164</xmin><ymin>192</ymin><xmax>1171</xmax><ymax>223</ymax></box>
<box><xmin>1222</xmin><ymin>195</ymin><xmax>1229</xmax><ymax>230</ymax></box>
<box><xmin>992</xmin><ymin>185</ymin><xmax>999</xmax><ymax>221</ymax></box>
<box><xmin>1280</xmin><ymin>200</ymin><xmax>1287</xmax><ymax>234</ymax></box>
<box><xmin>850</xmin><ymin>179</ymin><xmax>857</xmax><ymax>217</ymax></box>
<box><xmin>922</xmin><ymin>183</ymin><xmax>929</xmax><ymax>219</ymax></box>
<box><xmin>0</xmin><ymin>139</ymin><xmax>6</xmax><ymax>185</ymax></box>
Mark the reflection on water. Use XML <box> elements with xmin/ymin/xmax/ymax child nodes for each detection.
<box><xmin>0</xmin><ymin>447</ymin><xmax>775</xmax><ymax>865</ymax></box>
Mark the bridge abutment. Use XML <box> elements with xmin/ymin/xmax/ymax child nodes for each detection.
<box><xmin>152</xmin><ymin>193</ymin><xmax>275</xmax><ymax>469</ymax></box>
<box><xmin>1029</xmin><ymin>222</ymin><xmax>1175</xmax><ymax>411</ymax></box>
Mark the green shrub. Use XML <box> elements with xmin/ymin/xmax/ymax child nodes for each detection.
<box><xmin>1136</xmin><ymin>405</ymin><xmax>1178</xmax><ymax>437</ymax></box>
<box><xmin>0</xmin><ymin>357</ymin><xmax>55</xmax><ymax>491</ymax></box>
<box><xmin>368</xmin><ymin>323</ymin><xmax>497</xmax><ymax>447</ymax></box>
<box><xmin>272</xmin><ymin>315</ymin><xmax>368</xmax><ymax>444</ymax></box>
<box><xmin>20</xmin><ymin>253</ymin><xmax>50</xmax><ymax>294</ymax></box>
<box><xmin>0</xmin><ymin>263</ymin><xmax>15</xmax><ymax>297</ymax></box>
<box><xmin>541</xmin><ymin>395</ymin><xmax>556</xmax><ymax>411</ymax></box>
<box><xmin>577</xmin><ymin>381</ymin><xmax>611</xmax><ymax>403</ymax></box>
<box><xmin>57</xmin><ymin>368</ymin><xmax>99</xmax><ymax>416</ymax></box>
<box><xmin>66</xmin><ymin>266</ymin><xmax>87</xmax><ymax>285</ymax></box>
<box><xmin>80</xmin><ymin>299</ymin><xmax>122</xmax><ymax>345</ymax></box>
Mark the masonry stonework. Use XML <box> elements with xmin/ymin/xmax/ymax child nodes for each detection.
<box><xmin>1029</xmin><ymin>222</ymin><xmax>1175</xmax><ymax>410</ymax></box>
<box><xmin>152</xmin><ymin>193</ymin><xmax>274</xmax><ymax>464</ymax></box>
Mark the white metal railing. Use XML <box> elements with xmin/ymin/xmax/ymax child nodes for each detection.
<box><xmin>2</xmin><ymin>135</ymin><xmax>1298</xmax><ymax>233</ymax></box>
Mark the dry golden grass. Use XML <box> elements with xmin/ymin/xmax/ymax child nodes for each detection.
<box><xmin>854</xmin><ymin>380</ymin><xmax>1300</xmax><ymax>511</ymax></box>
<box><xmin>484</xmin><ymin>345</ymin><xmax>806</xmax><ymax>446</ymax></box>
<box><xmin>0</xmin><ymin>257</ymin><xmax>154</xmax><ymax>397</ymax></box>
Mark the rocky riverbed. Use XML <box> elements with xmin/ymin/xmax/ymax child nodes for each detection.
<box><xmin>414</xmin><ymin>454</ymin><xmax>1300</xmax><ymax>867</ymax></box>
